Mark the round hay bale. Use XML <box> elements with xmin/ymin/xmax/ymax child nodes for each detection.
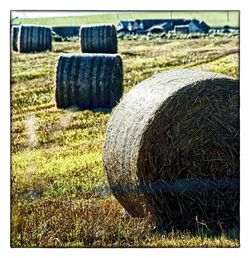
<box><xmin>55</xmin><ymin>53</ymin><xmax>123</xmax><ymax>110</ymax></box>
<box><xmin>103</xmin><ymin>69</ymin><xmax>239</xmax><ymax>231</ymax></box>
<box><xmin>80</xmin><ymin>24</ymin><xmax>117</xmax><ymax>53</ymax></box>
<box><xmin>11</xmin><ymin>25</ymin><xmax>20</xmax><ymax>51</ymax></box>
<box><xmin>18</xmin><ymin>25</ymin><xmax>52</xmax><ymax>53</ymax></box>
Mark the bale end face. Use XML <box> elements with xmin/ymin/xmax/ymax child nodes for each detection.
<box><xmin>103</xmin><ymin>69</ymin><xmax>239</xmax><ymax>232</ymax></box>
<box><xmin>11</xmin><ymin>26</ymin><xmax>20</xmax><ymax>51</ymax></box>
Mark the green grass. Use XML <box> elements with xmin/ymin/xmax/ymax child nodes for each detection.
<box><xmin>11</xmin><ymin>36</ymin><xmax>239</xmax><ymax>247</ymax></box>
<box><xmin>12</xmin><ymin>11</ymin><xmax>239</xmax><ymax>27</ymax></box>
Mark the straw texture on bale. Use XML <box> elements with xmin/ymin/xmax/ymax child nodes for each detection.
<box><xmin>11</xmin><ymin>25</ymin><xmax>19</xmax><ymax>51</ymax></box>
<box><xmin>18</xmin><ymin>25</ymin><xmax>52</xmax><ymax>53</ymax></box>
<box><xmin>80</xmin><ymin>24</ymin><xmax>117</xmax><ymax>53</ymax></box>
<box><xmin>103</xmin><ymin>69</ymin><xmax>239</xmax><ymax>231</ymax></box>
<box><xmin>55</xmin><ymin>53</ymin><xmax>123</xmax><ymax>110</ymax></box>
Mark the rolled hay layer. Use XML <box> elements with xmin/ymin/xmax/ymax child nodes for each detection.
<box><xmin>11</xmin><ymin>25</ymin><xmax>20</xmax><ymax>51</ymax></box>
<box><xmin>55</xmin><ymin>53</ymin><xmax>123</xmax><ymax>110</ymax></box>
<box><xmin>103</xmin><ymin>69</ymin><xmax>239</xmax><ymax>231</ymax></box>
<box><xmin>18</xmin><ymin>25</ymin><xmax>52</xmax><ymax>53</ymax></box>
<box><xmin>80</xmin><ymin>24</ymin><xmax>117</xmax><ymax>53</ymax></box>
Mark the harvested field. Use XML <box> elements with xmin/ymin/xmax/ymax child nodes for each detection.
<box><xmin>11</xmin><ymin>36</ymin><xmax>239</xmax><ymax>247</ymax></box>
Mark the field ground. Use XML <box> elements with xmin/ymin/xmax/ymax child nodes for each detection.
<box><xmin>12</xmin><ymin>11</ymin><xmax>239</xmax><ymax>27</ymax></box>
<box><xmin>11</xmin><ymin>36</ymin><xmax>239</xmax><ymax>247</ymax></box>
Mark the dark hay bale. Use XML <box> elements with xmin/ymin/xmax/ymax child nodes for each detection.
<box><xmin>103</xmin><ymin>69</ymin><xmax>239</xmax><ymax>232</ymax></box>
<box><xmin>80</xmin><ymin>24</ymin><xmax>117</xmax><ymax>53</ymax></box>
<box><xmin>11</xmin><ymin>25</ymin><xmax>20</xmax><ymax>51</ymax></box>
<box><xmin>55</xmin><ymin>53</ymin><xmax>123</xmax><ymax>110</ymax></box>
<box><xmin>18</xmin><ymin>25</ymin><xmax>52</xmax><ymax>53</ymax></box>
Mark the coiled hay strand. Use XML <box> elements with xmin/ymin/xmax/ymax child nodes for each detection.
<box><xmin>80</xmin><ymin>24</ymin><xmax>117</xmax><ymax>53</ymax></box>
<box><xmin>11</xmin><ymin>25</ymin><xmax>20</xmax><ymax>51</ymax></box>
<box><xmin>18</xmin><ymin>25</ymin><xmax>52</xmax><ymax>53</ymax></box>
<box><xmin>103</xmin><ymin>69</ymin><xmax>239</xmax><ymax>231</ymax></box>
<box><xmin>55</xmin><ymin>53</ymin><xmax>123</xmax><ymax>110</ymax></box>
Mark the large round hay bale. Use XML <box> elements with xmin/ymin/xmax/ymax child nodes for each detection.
<box><xmin>80</xmin><ymin>24</ymin><xmax>117</xmax><ymax>53</ymax></box>
<box><xmin>103</xmin><ymin>69</ymin><xmax>239</xmax><ymax>231</ymax></box>
<box><xmin>55</xmin><ymin>53</ymin><xmax>123</xmax><ymax>110</ymax></box>
<box><xmin>18</xmin><ymin>25</ymin><xmax>52</xmax><ymax>53</ymax></box>
<box><xmin>11</xmin><ymin>25</ymin><xmax>20</xmax><ymax>51</ymax></box>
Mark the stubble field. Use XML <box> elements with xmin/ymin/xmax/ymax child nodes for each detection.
<box><xmin>11</xmin><ymin>36</ymin><xmax>239</xmax><ymax>247</ymax></box>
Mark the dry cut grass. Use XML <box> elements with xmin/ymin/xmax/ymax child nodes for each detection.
<box><xmin>11</xmin><ymin>36</ymin><xmax>239</xmax><ymax>247</ymax></box>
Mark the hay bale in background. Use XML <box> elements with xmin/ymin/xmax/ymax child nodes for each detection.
<box><xmin>103</xmin><ymin>69</ymin><xmax>239</xmax><ymax>231</ymax></box>
<box><xmin>55</xmin><ymin>53</ymin><xmax>123</xmax><ymax>110</ymax></box>
<box><xmin>11</xmin><ymin>25</ymin><xmax>20</xmax><ymax>51</ymax></box>
<box><xmin>18</xmin><ymin>25</ymin><xmax>52</xmax><ymax>53</ymax></box>
<box><xmin>80</xmin><ymin>24</ymin><xmax>117</xmax><ymax>53</ymax></box>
